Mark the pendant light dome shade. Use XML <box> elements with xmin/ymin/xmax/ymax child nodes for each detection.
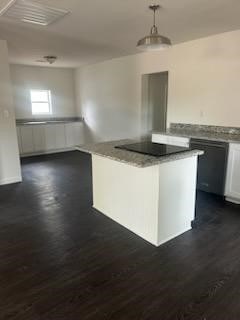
<box><xmin>137</xmin><ymin>5</ymin><xmax>171</xmax><ymax>51</ymax></box>
<box><xmin>137</xmin><ymin>33</ymin><xmax>172</xmax><ymax>51</ymax></box>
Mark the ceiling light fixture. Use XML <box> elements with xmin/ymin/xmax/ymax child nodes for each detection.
<box><xmin>44</xmin><ymin>55</ymin><xmax>57</xmax><ymax>64</ymax></box>
<box><xmin>137</xmin><ymin>4</ymin><xmax>171</xmax><ymax>51</ymax></box>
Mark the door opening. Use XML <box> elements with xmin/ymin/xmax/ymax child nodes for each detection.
<box><xmin>141</xmin><ymin>71</ymin><xmax>168</xmax><ymax>137</ymax></box>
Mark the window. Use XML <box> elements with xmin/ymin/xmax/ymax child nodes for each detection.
<box><xmin>30</xmin><ymin>90</ymin><xmax>52</xmax><ymax>115</ymax></box>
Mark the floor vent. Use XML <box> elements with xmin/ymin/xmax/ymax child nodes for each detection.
<box><xmin>0</xmin><ymin>0</ymin><xmax>70</xmax><ymax>26</ymax></box>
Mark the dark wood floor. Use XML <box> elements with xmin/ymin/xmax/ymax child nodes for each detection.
<box><xmin>0</xmin><ymin>151</ymin><xmax>240</xmax><ymax>320</ymax></box>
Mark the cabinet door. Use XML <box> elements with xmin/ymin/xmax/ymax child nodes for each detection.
<box><xmin>33</xmin><ymin>125</ymin><xmax>46</xmax><ymax>152</ymax></box>
<box><xmin>16</xmin><ymin>127</ymin><xmax>22</xmax><ymax>155</ymax></box>
<box><xmin>65</xmin><ymin>122</ymin><xmax>83</xmax><ymax>147</ymax></box>
<box><xmin>225</xmin><ymin>143</ymin><xmax>240</xmax><ymax>200</ymax></box>
<box><xmin>65</xmin><ymin>123</ymin><xmax>75</xmax><ymax>147</ymax></box>
<box><xmin>20</xmin><ymin>126</ymin><xmax>34</xmax><ymax>154</ymax></box>
<box><xmin>73</xmin><ymin>123</ymin><xmax>84</xmax><ymax>146</ymax></box>
<box><xmin>44</xmin><ymin>125</ymin><xmax>56</xmax><ymax>150</ymax></box>
<box><xmin>55</xmin><ymin>124</ymin><xmax>66</xmax><ymax>149</ymax></box>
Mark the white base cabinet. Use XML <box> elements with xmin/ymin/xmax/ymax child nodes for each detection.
<box><xmin>33</xmin><ymin>125</ymin><xmax>46</xmax><ymax>152</ymax></box>
<box><xmin>20</xmin><ymin>126</ymin><xmax>34</xmax><ymax>154</ymax></box>
<box><xmin>225</xmin><ymin>143</ymin><xmax>240</xmax><ymax>204</ymax></box>
<box><xmin>55</xmin><ymin>124</ymin><xmax>66</xmax><ymax>149</ymax></box>
<box><xmin>65</xmin><ymin>123</ymin><xmax>83</xmax><ymax>147</ymax></box>
<box><xmin>17</xmin><ymin>122</ymin><xmax>84</xmax><ymax>156</ymax></box>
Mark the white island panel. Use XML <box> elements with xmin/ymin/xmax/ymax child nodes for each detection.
<box><xmin>92</xmin><ymin>155</ymin><xmax>160</xmax><ymax>245</ymax></box>
<box><xmin>157</xmin><ymin>156</ymin><xmax>197</xmax><ymax>245</ymax></box>
<box><xmin>92</xmin><ymin>154</ymin><xmax>198</xmax><ymax>246</ymax></box>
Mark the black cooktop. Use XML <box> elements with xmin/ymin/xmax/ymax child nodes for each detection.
<box><xmin>115</xmin><ymin>142</ymin><xmax>190</xmax><ymax>157</ymax></box>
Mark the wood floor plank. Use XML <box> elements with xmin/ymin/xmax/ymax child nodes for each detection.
<box><xmin>0</xmin><ymin>151</ymin><xmax>240</xmax><ymax>319</ymax></box>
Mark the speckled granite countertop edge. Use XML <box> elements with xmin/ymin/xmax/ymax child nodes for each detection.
<box><xmin>152</xmin><ymin>130</ymin><xmax>240</xmax><ymax>144</ymax></box>
<box><xmin>76</xmin><ymin>140</ymin><xmax>203</xmax><ymax>168</ymax></box>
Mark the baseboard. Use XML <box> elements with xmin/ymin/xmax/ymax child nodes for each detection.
<box><xmin>75</xmin><ymin>146</ymin><xmax>85</xmax><ymax>152</ymax></box>
<box><xmin>157</xmin><ymin>226</ymin><xmax>192</xmax><ymax>247</ymax></box>
<box><xmin>93</xmin><ymin>205</ymin><xmax>192</xmax><ymax>247</ymax></box>
<box><xmin>0</xmin><ymin>176</ymin><xmax>22</xmax><ymax>186</ymax></box>
<box><xmin>92</xmin><ymin>205</ymin><xmax>157</xmax><ymax>247</ymax></box>
<box><xmin>20</xmin><ymin>147</ymin><xmax>76</xmax><ymax>158</ymax></box>
<box><xmin>225</xmin><ymin>197</ymin><xmax>240</xmax><ymax>205</ymax></box>
<box><xmin>191</xmin><ymin>219</ymin><xmax>199</xmax><ymax>228</ymax></box>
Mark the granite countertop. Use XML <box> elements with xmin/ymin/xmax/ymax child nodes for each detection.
<box><xmin>16</xmin><ymin>117</ymin><xmax>84</xmax><ymax>126</ymax></box>
<box><xmin>153</xmin><ymin>129</ymin><xmax>240</xmax><ymax>144</ymax></box>
<box><xmin>77</xmin><ymin>139</ymin><xmax>203</xmax><ymax>168</ymax></box>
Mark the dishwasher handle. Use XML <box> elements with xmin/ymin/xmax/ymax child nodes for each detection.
<box><xmin>190</xmin><ymin>139</ymin><xmax>228</xmax><ymax>149</ymax></box>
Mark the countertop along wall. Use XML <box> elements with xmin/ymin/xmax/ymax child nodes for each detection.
<box><xmin>10</xmin><ymin>64</ymin><xmax>77</xmax><ymax>119</ymax></box>
<box><xmin>75</xmin><ymin>29</ymin><xmax>240</xmax><ymax>143</ymax></box>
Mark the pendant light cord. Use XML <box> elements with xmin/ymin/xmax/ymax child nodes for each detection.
<box><xmin>150</xmin><ymin>5</ymin><xmax>159</xmax><ymax>34</ymax></box>
<box><xmin>153</xmin><ymin>7</ymin><xmax>156</xmax><ymax>27</ymax></box>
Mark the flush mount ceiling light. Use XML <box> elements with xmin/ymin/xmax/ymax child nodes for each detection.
<box><xmin>44</xmin><ymin>55</ymin><xmax>57</xmax><ymax>64</ymax></box>
<box><xmin>0</xmin><ymin>0</ymin><xmax>69</xmax><ymax>26</ymax></box>
<box><xmin>137</xmin><ymin>4</ymin><xmax>171</xmax><ymax>51</ymax></box>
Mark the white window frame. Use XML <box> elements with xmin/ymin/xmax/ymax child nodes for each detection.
<box><xmin>30</xmin><ymin>89</ymin><xmax>52</xmax><ymax>115</ymax></box>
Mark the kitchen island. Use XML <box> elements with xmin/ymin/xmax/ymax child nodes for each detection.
<box><xmin>78</xmin><ymin>140</ymin><xmax>203</xmax><ymax>246</ymax></box>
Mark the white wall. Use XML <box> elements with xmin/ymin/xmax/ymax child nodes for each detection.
<box><xmin>75</xmin><ymin>29</ymin><xmax>240</xmax><ymax>143</ymax></box>
<box><xmin>10</xmin><ymin>64</ymin><xmax>77</xmax><ymax>119</ymax></box>
<box><xmin>0</xmin><ymin>40</ymin><xmax>21</xmax><ymax>185</ymax></box>
<box><xmin>75</xmin><ymin>56</ymin><xmax>141</xmax><ymax>142</ymax></box>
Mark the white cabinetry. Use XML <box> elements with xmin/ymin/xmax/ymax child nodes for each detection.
<box><xmin>152</xmin><ymin>133</ymin><xmax>190</xmax><ymax>147</ymax></box>
<box><xmin>33</xmin><ymin>125</ymin><xmax>45</xmax><ymax>152</ymax></box>
<box><xmin>20</xmin><ymin>126</ymin><xmax>34</xmax><ymax>154</ymax></box>
<box><xmin>44</xmin><ymin>124</ymin><xmax>67</xmax><ymax>150</ymax></box>
<box><xmin>65</xmin><ymin>123</ymin><xmax>83</xmax><ymax>147</ymax></box>
<box><xmin>225</xmin><ymin>143</ymin><xmax>240</xmax><ymax>203</ymax></box>
<box><xmin>44</xmin><ymin>125</ymin><xmax>57</xmax><ymax>151</ymax></box>
<box><xmin>17</xmin><ymin>122</ymin><xmax>83</xmax><ymax>156</ymax></box>
<box><xmin>55</xmin><ymin>124</ymin><xmax>66</xmax><ymax>149</ymax></box>
<box><xmin>65</xmin><ymin>123</ymin><xmax>76</xmax><ymax>147</ymax></box>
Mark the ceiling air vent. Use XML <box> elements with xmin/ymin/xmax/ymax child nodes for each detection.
<box><xmin>0</xmin><ymin>0</ymin><xmax>70</xmax><ymax>26</ymax></box>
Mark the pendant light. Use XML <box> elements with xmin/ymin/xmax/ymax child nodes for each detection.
<box><xmin>137</xmin><ymin>5</ymin><xmax>171</xmax><ymax>51</ymax></box>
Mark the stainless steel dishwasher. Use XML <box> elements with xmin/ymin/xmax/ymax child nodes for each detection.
<box><xmin>190</xmin><ymin>139</ymin><xmax>229</xmax><ymax>196</ymax></box>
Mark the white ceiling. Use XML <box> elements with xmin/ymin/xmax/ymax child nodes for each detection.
<box><xmin>0</xmin><ymin>0</ymin><xmax>240</xmax><ymax>68</ymax></box>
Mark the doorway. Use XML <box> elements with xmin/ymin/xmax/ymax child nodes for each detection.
<box><xmin>141</xmin><ymin>71</ymin><xmax>168</xmax><ymax>137</ymax></box>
